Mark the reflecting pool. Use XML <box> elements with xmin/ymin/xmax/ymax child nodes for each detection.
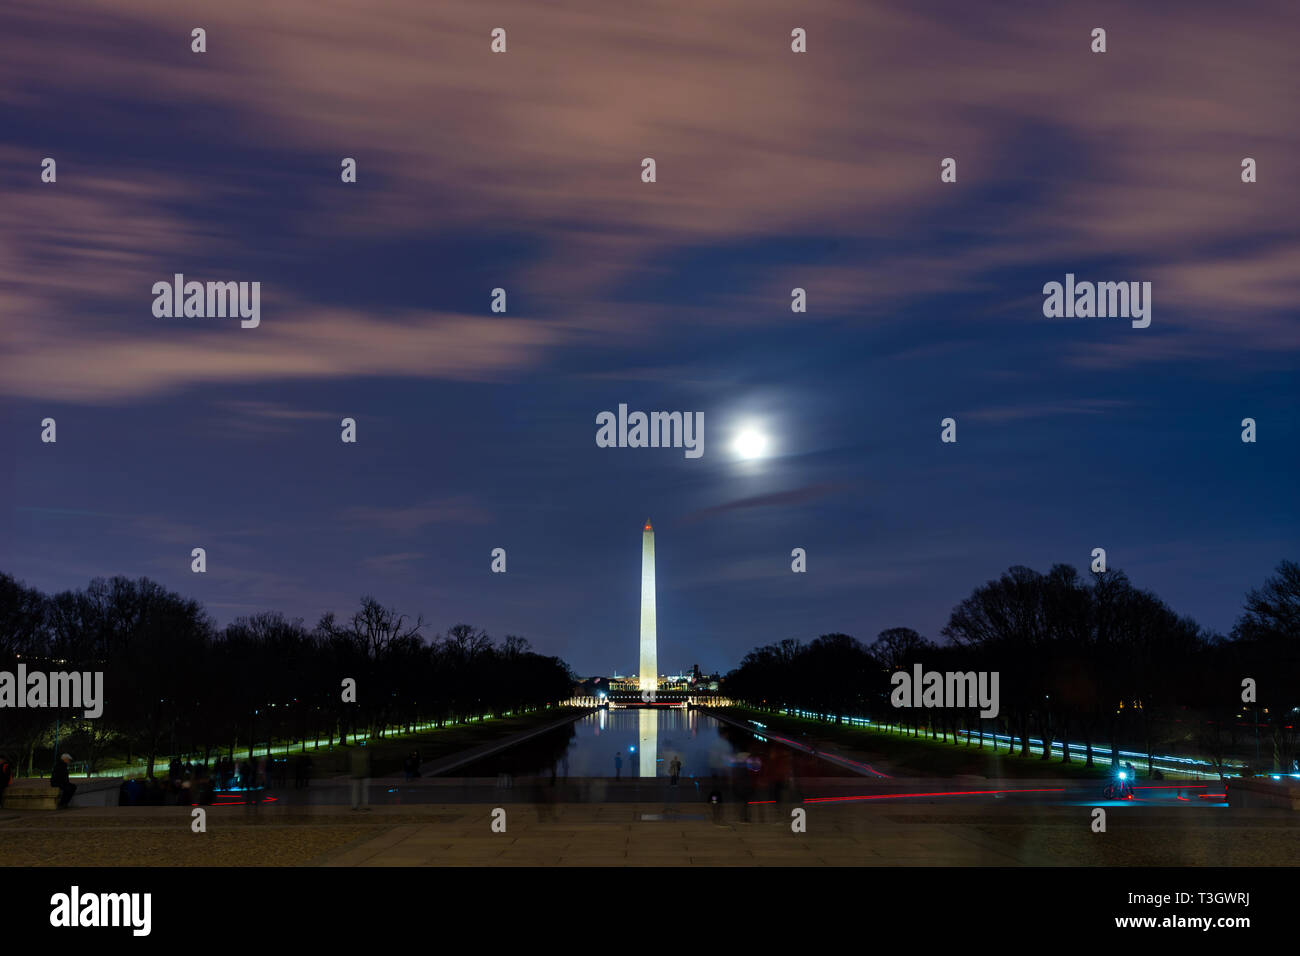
<box><xmin>453</xmin><ymin>707</ymin><xmax>858</xmax><ymax>779</ymax></box>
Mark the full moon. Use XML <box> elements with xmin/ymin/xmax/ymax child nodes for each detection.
<box><xmin>733</xmin><ymin>429</ymin><xmax>768</xmax><ymax>460</ymax></box>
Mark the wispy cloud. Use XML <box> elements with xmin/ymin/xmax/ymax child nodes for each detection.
<box><xmin>217</xmin><ymin>400</ymin><xmax>338</xmax><ymax>422</ymax></box>
<box><xmin>360</xmin><ymin>552</ymin><xmax>426</xmax><ymax>571</ymax></box>
<box><xmin>2</xmin><ymin>0</ymin><xmax>1296</xmax><ymax>405</ymax></box>
<box><xmin>682</xmin><ymin>482</ymin><xmax>848</xmax><ymax>522</ymax></box>
<box><xmin>14</xmin><ymin>507</ymin><xmax>266</xmax><ymax>544</ymax></box>
<box><xmin>342</xmin><ymin>497</ymin><xmax>493</xmax><ymax>533</ymax></box>
<box><xmin>965</xmin><ymin>399</ymin><xmax>1130</xmax><ymax>423</ymax></box>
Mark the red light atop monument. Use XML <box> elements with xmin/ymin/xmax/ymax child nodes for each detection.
<box><xmin>644</xmin><ymin>520</ymin><xmax>652</xmax><ymax>531</ymax></box>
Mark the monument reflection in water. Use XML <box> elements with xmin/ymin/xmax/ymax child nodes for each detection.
<box><xmin>639</xmin><ymin>709</ymin><xmax>657</xmax><ymax>777</ymax></box>
<box><xmin>456</xmin><ymin>707</ymin><xmax>736</xmax><ymax>778</ymax></box>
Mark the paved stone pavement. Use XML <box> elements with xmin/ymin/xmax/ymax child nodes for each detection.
<box><xmin>318</xmin><ymin>803</ymin><xmax>1016</xmax><ymax>866</ymax></box>
<box><xmin>5</xmin><ymin>800</ymin><xmax>1295</xmax><ymax>866</ymax></box>
<box><xmin>314</xmin><ymin>801</ymin><xmax>1300</xmax><ymax>867</ymax></box>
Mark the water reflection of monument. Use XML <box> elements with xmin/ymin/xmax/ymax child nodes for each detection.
<box><xmin>639</xmin><ymin>709</ymin><xmax>656</xmax><ymax>777</ymax></box>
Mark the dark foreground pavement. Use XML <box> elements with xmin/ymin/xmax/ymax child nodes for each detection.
<box><xmin>3</xmin><ymin>793</ymin><xmax>1296</xmax><ymax>866</ymax></box>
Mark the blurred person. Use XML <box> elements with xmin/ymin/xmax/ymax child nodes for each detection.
<box><xmin>734</xmin><ymin>764</ymin><xmax>753</xmax><ymax>823</ymax></box>
<box><xmin>531</xmin><ymin>776</ymin><xmax>555</xmax><ymax>823</ymax></box>
<box><xmin>50</xmin><ymin>753</ymin><xmax>77</xmax><ymax>809</ymax></box>
<box><xmin>350</xmin><ymin>743</ymin><xmax>371</xmax><ymax>811</ymax></box>
<box><xmin>0</xmin><ymin>754</ymin><xmax>12</xmax><ymax>807</ymax></box>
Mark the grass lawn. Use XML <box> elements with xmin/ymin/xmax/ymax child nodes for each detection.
<box><xmin>301</xmin><ymin>708</ymin><xmax>587</xmax><ymax>777</ymax></box>
<box><xmin>722</xmin><ymin>706</ymin><xmax>1194</xmax><ymax>780</ymax></box>
<box><xmin>45</xmin><ymin>707</ymin><xmax>587</xmax><ymax>781</ymax></box>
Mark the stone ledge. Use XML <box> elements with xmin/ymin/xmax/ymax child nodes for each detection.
<box><xmin>1227</xmin><ymin>776</ymin><xmax>1300</xmax><ymax>810</ymax></box>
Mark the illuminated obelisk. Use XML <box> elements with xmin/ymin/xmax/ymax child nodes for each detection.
<box><xmin>639</xmin><ymin>519</ymin><xmax>657</xmax><ymax>696</ymax></box>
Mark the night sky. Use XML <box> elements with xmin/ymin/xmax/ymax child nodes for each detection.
<box><xmin>2</xmin><ymin>0</ymin><xmax>1296</xmax><ymax>676</ymax></box>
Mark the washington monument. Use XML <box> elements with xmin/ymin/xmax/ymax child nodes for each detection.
<box><xmin>639</xmin><ymin>520</ymin><xmax>657</xmax><ymax>693</ymax></box>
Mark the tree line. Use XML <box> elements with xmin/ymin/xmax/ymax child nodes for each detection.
<box><xmin>723</xmin><ymin>561</ymin><xmax>1300</xmax><ymax>776</ymax></box>
<box><xmin>0</xmin><ymin>573</ymin><xmax>575</xmax><ymax>776</ymax></box>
